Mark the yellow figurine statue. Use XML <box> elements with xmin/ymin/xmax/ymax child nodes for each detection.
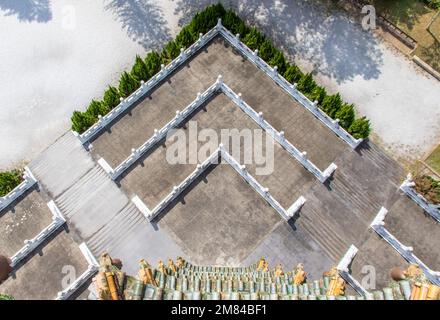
<box><xmin>293</xmin><ymin>263</ymin><xmax>307</xmax><ymax>285</ymax></box>
<box><xmin>138</xmin><ymin>259</ymin><xmax>157</xmax><ymax>286</ymax></box>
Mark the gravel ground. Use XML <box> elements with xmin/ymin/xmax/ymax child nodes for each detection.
<box><xmin>1</xmin><ymin>0</ymin><xmax>439</xmax><ymax>169</ymax></box>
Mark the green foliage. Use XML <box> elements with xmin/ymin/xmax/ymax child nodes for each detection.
<box><xmin>188</xmin><ymin>3</ymin><xmax>226</xmax><ymax>34</ymax></box>
<box><xmin>69</xmin><ymin>2</ymin><xmax>371</xmax><ymax>138</ymax></box>
<box><xmin>348</xmin><ymin>116</ymin><xmax>371</xmax><ymax>139</ymax></box>
<box><xmin>258</xmin><ymin>39</ymin><xmax>276</xmax><ymax>61</ymax></box>
<box><xmin>145</xmin><ymin>51</ymin><xmax>162</xmax><ymax>78</ymax></box>
<box><xmin>103</xmin><ymin>86</ymin><xmax>121</xmax><ymax>110</ymax></box>
<box><xmin>71</xmin><ymin>110</ymin><xmax>96</xmax><ymax>134</ymax></box>
<box><xmin>335</xmin><ymin>103</ymin><xmax>355</xmax><ymax>129</ymax></box>
<box><xmin>243</xmin><ymin>27</ymin><xmax>265</xmax><ymax>50</ymax></box>
<box><xmin>321</xmin><ymin>93</ymin><xmax>343</xmax><ymax>119</ymax></box>
<box><xmin>269</xmin><ymin>50</ymin><xmax>287</xmax><ymax>74</ymax></box>
<box><xmin>297</xmin><ymin>73</ymin><xmax>317</xmax><ymax>94</ymax></box>
<box><xmin>422</xmin><ymin>0</ymin><xmax>440</xmax><ymax>10</ymax></box>
<box><xmin>306</xmin><ymin>86</ymin><xmax>327</xmax><ymax>105</ymax></box>
<box><xmin>161</xmin><ymin>41</ymin><xmax>180</xmax><ymax>63</ymax></box>
<box><xmin>222</xmin><ymin>9</ymin><xmax>248</xmax><ymax>35</ymax></box>
<box><xmin>0</xmin><ymin>170</ymin><xmax>23</xmax><ymax>197</ymax></box>
<box><xmin>131</xmin><ymin>55</ymin><xmax>149</xmax><ymax>82</ymax></box>
<box><xmin>283</xmin><ymin>64</ymin><xmax>303</xmax><ymax>84</ymax></box>
<box><xmin>119</xmin><ymin>71</ymin><xmax>140</xmax><ymax>98</ymax></box>
<box><xmin>0</xmin><ymin>294</ymin><xmax>14</xmax><ymax>300</ymax></box>
<box><xmin>175</xmin><ymin>26</ymin><xmax>196</xmax><ymax>49</ymax></box>
<box><xmin>87</xmin><ymin>100</ymin><xmax>110</xmax><ymax>118</ymax></box>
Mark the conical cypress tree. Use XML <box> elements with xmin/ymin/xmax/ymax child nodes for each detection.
<box><xmin>103</xmin><ymin>86</ymin><xmax>121</xmax><ymax>110</ymax></box>
<box><xmin>131</xmin><ymin>55</ymin><xmax>149</xmax><ymax>82</ymax></box>
<box><xmin>348</xmin><ymin>116</ymin><xmax>371</xmax><ymax>139</ymax></box>
<box><xmin>119</xmin><ymin>71</ymin><xmax>140</xmax><ymax>97</ymax></box>
<box><xmin>145</xmin><ymin>51</ymin><xmax>162</xmax><ymax>78</ymax></box>
<box><xmin>321</xmin><ymin>93</ymin><xmax>343</xmax><ymax>118</ymax></box>
<box><xmin>335</xmin><ymin>103</ymin><xmax>355</xmax><ymax>129</ymax></box>
<box><xmin>284</xmin><ymin>64</ymin><xmax>303</xmax><ymax>84</ymax></box>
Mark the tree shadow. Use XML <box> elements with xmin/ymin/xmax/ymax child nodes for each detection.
<box><xmin>173</xmin><ymin>0</ymin><xmax>383</xmax><ymax>83</ymax></box>
<box><xmin>104</xmin><ymin>0</ymin><xmax>172</xmax><ymax>50</ymax></box>
<box><xmin>0</xmin><ymin>0</ymin><xmax>52</xmax><ymax>23</ymax></box>
<box><xmin>370</xmin><ymin>0</ymin><xmax>431</xmax><ymax>31</ymax></box>
<box><xmin>420</xmin><ymin>40</ymin><xmax>440</xmax><ymax>72</ymax></box>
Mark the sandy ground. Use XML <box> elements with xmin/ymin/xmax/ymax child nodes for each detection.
<box><xmin>1</xmin><ymin>0</ymin><xmax>440</xmax><ymax>169</ymax></box>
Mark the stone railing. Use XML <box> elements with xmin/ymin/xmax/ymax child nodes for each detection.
<box><xmin>370</xmin><ymin>207</ymin><xmax>440</xmax><ymax>286</ymax></box>
<box><xmin>221</xmin><ymin>82</ymin><xmax>337</xmax><ymax>183</ymax></box>
<box><xmin>217</xmin><ymin>22</ymin><xmax>363</xmax><ymax>149</ymax></box>
<box><xmin>10</xmin><ymin>200</ymin><xmax>66</xmax><ymax>268</ymax></box>
<box><xmin>103</xmin><ymin>81</ymin><xmax>220</xmax><ymax>180</ymax></box>
<box><xmin>336</xmin><ymin>244</ymin><xmax>370</xmax><ymax>296</ymax></box>
<box><xmin>132</xmin><ymin>149</ymin><xmax>220</xmax><ymax>221</ymax></box>
<box><xmin>75</xmin><ymin>27</ymin><xmax>219</xmax><ymax>145</ymax></box>
<box><xmin>98</xmin><ymin>76</ymin><xmax>336</xmax><ymax>184</ymax></box>
<box><xmin>132</xmin><ymin>145</ymin><xmax>306</xmax><ymax>222</ymax></box>
<box><xmin>74</xmin><ymin>19</ymin><xmax>363</xmax><ymax>151</ymax></box>
<box><xmin>400</xmin><ymin>174</ymin><xmax>440</xmax><ymax>223</ymax></box>
<box><xmin>56</xmin><ymin>242</ymin><xmax>99</xmax><ymax>300</ymax></box>
<box><xmin>0</xmin><ymin>166</ymin><xmax>37</xmax><ymax>213</ymax></box>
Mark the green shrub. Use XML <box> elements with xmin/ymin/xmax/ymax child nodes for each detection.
<box><xmin>87</xmin><ymin>100</ymin><xmax>110</xmax><ymax>118</ymax></box>
<box><xmin>189</xmin><ymin>3</ymin><xmax>226</xmax><ymax>34</ymax></box>
<box><xmin>259</xmin><ymin>39</ymin><xmax>276</xmax><ymax>61</ymax></box>
<box><xmin>175</xmin><ymin>26</ymin><xmax>197</xmax><ymax>49</ymax></box>
<box><xmin>161</xmin><ymin>41</ymin><xmax>180</xmax><ymax>63</ymax></box>
<box><xmin>335</xmin><ymin>103</ymin><xmax>355</xmax><ymax>129</ymax></box>
<box><xmin>321</xmin><ymin>93</ymin><xmax>343</xmax><ymax>119</ymax></box>
<box><xmin>223</xmin><ymin>10</ymin><xmax>248</xmax><ymax>35</ymax></box>
<box><xmin>119</xmin><ymin>72</ymin><xmax>140</xmax><ymax>98</ymax></box>
<box><xmin>243</xmin><ymin>27</ymin><xmax>265</xmax><ymax>50</ymax></box>
<box><xmin>0</xmin><ymin>294</ymin><xmax>14</xmax><ymax>300</ymax></box>
<box><xmin>283</xmin><ymin>64</ymin><xmax>303</xmax><ymax>84</ymax></box>
<box><xmin>145</xmin><ymin>51</ymin><xmax>162</xmax><ymax>78</ymax></box>
<box><xmin>131</xmin><ymin>55</ymin><xmax>149</xmax><ymax>82</ymax></box>
<box><xmin>269</xmin><ymin>50</ymin><xmax>287</xmax><ymax>74</ymax></box>
<box><xmin>103</xmin><ymin>86</ymin><xmax>121</xmax><ymax>110</ymax></box>
<box><xmin>71</xmin><ymin>110</ymin><xmax>96</xmax><ymax>134</ymax></box>
<box><xmin>297</xmin><ymin>73</ymin><xmax>317</xmax><ymax>94</ymax></box>
<box><xmin>306</xmin><ymin>86</ymin><xmax>327</xmax><ymax>105</ymax></box>
<box><xmin>348</xmin><ymin>116</ymin><xmax>371</xmax><ymax>139</ymax></box>
<box><xmin>69</xmin><ymin>3</ymin><xmax>371</xmax><ymax>138</ymax></box>
<box><xmin>0</xmin><ymin>170</ymin><xmax>23</xmax><ymax>197</ymax></box>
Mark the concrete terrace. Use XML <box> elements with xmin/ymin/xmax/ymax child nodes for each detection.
<box><xmin>0</xmin><ymin>230</ymin><xmax>89</xmax><ymax>300</ymax></box>
<box><xmin>0</xmin><ymin>188</ymin><xmax>52</xmax><ymax>257</ymax></box>
<box><xmin>2</xmin><ymin>22</ymin><xmax>440</xmax><ymax>298</ymax></box>
<box><xmin>118</xmin><ymin>92</ymin><xmax>316</xmax><ymax>210</ymax></box>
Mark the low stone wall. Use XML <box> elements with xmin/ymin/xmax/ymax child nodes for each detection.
<box><xmin>0</xmin><ymin>167</ymin><xmax>37</xmax><ymax>213</ymax></box>
<box><xmin>370</xmin><ymin>207</ymin><xmax>440</xmax><ymax>286</ymax></box>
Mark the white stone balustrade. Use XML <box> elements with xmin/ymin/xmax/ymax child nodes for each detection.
<box><xmin>216</xmin><ymin>23</ymin><xmax>363</xmax><ymax>149</ymax></box>
<box><xmin>370</xmin><ymin>207</ymin><xmax>440</xmax><ymax>286</ymax></box>
<box><xmin>132</xmin><ymin>145</ymin><xmax>306</xmax><ymax>223</ymax></box>
<box><xmin>56</xmin><ymin>243</ymin><xmax>99</xmax><ymax>300</ymax></box>
<box><xmin>337</xmin><ymin>245</ymin><xmax>370</xmax><ymax>296</ymax></box>
<box><xmin>97</xmin><ymin>78</ymin><xmax>337</xmax><ymax>184</ymax></box>
<box><xmin>0</xmin><ymin>166</ymin><xmax>37</xmax><ymax>213</ymax></box>
<box><xmin>222</xmin><ymin>83</ymin><xmax>337</xmax><ymax>183</ymax></box>
<box><xmin>10</xmin><ymin>200</ymin><xmax>66</xmax><ymax>268</ymax></box>
<box><xmin>74</xmin><ymin>20</ymin><xmax>363</xmax><ymax>150</ymax></box>
<box><xmin>400</xmin><ymin>173</ymin><xmax>440</xmax><ymax>222</ymax></box>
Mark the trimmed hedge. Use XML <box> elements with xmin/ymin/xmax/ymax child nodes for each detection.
<box><xmin>0</xmin><ymin>170</ymin><xmax>23</xmax><ymax>197</ymax></box>
<box><xmin>70</xmin><ymin>3</ymin><xmax>370</xmax><ymax>139</ymax></box>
